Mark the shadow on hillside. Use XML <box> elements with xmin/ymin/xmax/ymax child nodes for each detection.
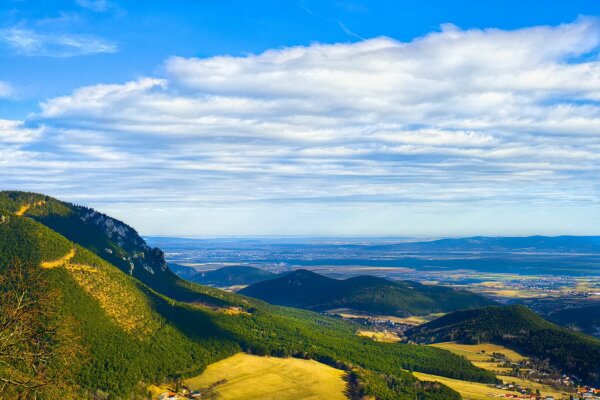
<box><xmin>146</xmin><ymin>287</ymin><xmax>239</xmax><ymax>343</ymax></box>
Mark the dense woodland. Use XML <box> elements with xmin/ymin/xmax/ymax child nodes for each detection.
<box><xmin>240</xmin><ymin>268</ymin><xmax>496</xmax><ymax>316</ymax></box>
<box><xmin>188</xmin><ymin>265</ymin><xmax>277</xmax><ymax>286</ymax></box>
<box><xmin>549</xmin><ymin>304</ymin><xmax>600</xmax><ymax>338</ymax></box>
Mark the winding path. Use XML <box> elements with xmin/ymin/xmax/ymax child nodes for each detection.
<box><xmin>15</xmin><ymin>200</ymin><xmax>46</xmax><ymax>216</ymax></box>
<box><xmin>40</xmin><ymin>247</ymin><xmax>77</xmax><ymax>269</ymax></box>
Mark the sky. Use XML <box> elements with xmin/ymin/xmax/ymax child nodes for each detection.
<box><xmin>1</xmin><ymin>0</ymin><xmax>600</xmax><ymax>237</ymax></box>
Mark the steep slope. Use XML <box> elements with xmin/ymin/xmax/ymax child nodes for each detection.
<box><xmin>0</xmin><ymin>191</ymin><xmax>218</xmax><ymax>304</ymax></box>
<box><xmin>406</xmin><ymin>305</ymin><xmax>600</xmax><ymax>385</ymax></box>
<box><xmin>0</xmin><ymin>191</ymin><xmax>502</xmax><ymax>399</ymax></box>
<box><xmin>189</xmin><ymin>265</ymin><xmax>277</xmax><ymax>286</ymax></box>
<box><xmin>240</xmin><ymin>269</ymin><xmax>496</xmax><ymax>316</ymax></box>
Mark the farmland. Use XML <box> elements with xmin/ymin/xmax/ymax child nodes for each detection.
<box><xmin>182</xmin><ymin>353</ymin><xmax>348</xmax><ymax>400</ymax></box>
<box><xmin>422</xmin><ymin>342</ymin><xmax>572</xmax><ymax>399</ymax></box>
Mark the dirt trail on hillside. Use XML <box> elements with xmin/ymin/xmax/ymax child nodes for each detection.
<box><xmin>15</xmin><ymin>200</ymin><xmax>46</xmax><ymax>216</ymax></box>
<box><xmin>41</xmin><ymin>247</ymin><xmax>77</xmax><ymax>269</ymax></box>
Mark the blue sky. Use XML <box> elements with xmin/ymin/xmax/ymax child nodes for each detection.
<box><xmin>1</xmin><ymin>0</ymin><xmax>600</xmax><ymax>236</ymax></box>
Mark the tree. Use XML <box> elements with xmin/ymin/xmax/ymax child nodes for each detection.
<box><xmin>0</xmin><ymin>260</ymin><xmax>83</xmax><ymax>398</ymax></box>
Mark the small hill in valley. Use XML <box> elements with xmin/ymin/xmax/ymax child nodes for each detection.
<box><xmin>189</xmin><ymin>265</ymin><xmax>276</xmax><ymax>287</ymax></box>
<box><xmin>406</xmin><ymin>305</ymin><xmax>600</xmax><ymax>385</ymax></box>
<box><xmin>168</xmin><ymin>263</ymin><xmax>199</xmax><ymax>279</ymax></box>
<box><xmin>239</xmin><ymin>269</ymin><xmax>496</xmax><ymax>316</ymax></box>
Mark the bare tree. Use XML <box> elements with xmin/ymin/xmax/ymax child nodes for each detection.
<box><xmin>0</xmin><ymin>260</ymin><xmax>84</xmax><ymax>399</ymax></box>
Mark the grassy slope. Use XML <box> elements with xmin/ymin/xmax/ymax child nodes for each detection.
<box><xmin>427</xmin><ymin>342</ymin><xmax>571</xmax><ymax>399</ymax></box>
<box><xmin>240</xmin><ymin>269</ymin><xmax>496</xmax><ymax>316</ymax></box>
<box><xmin>183</xmin><ymin>353</ymin><xmax>347</xmax><ymax>400</ymax></box>
<box><xmin>406</xmin><ymin>305</ymin><xmax>600</xmax><ymax>385</ymax></box>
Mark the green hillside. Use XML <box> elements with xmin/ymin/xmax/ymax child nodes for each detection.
<box><xmin>0</xmin><ymin>191</ymin><xmax>501</xmax><ymax>399</ymax></box>
<box><xmin>549</xmin><ymin>304</ymin><xmax>600</xmax><ymax>338</ymax></box>
<box><xmin>189</xmin><ymin>265</ymin><xmax>276</xmax><ymax>286</ymax></box>
<box><xmin>240</xmin><ymin>269</ymin><xmax>496</xmax><ymax>316</ymax></box>
<box><xmin>406</xmin><ymin>305</ymin><xmax>600</xmax><ymax>385</ymax></box>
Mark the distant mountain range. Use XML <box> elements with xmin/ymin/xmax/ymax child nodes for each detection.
<box><xmin>239</xmin><ymin>269</ymin><xmax>496</xmax><ymax>316</ymax></box>
<box><xmin>375</xmin><ymin>236</ymin><xmax>600</xmax><ymax>253</ymax></box>
<box><xmin>406</xmin><ymin>305</ymin><xmax>600</xmax><ymax>385</ymax></box>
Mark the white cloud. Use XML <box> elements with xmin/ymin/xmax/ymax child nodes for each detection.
<box><xmin>0</xmin><ymin>27</ymin><xmax>117</xmax><ymax>57</ymax></box>
<box><xmin>5</xmin><ymin>18</ymin><xmax>600</xmax><ymax>234</ymax></box>
<box><xmin>0</xmin><ymin>120</ymin><xmax>41</xmax><ymax>143</ymax></box>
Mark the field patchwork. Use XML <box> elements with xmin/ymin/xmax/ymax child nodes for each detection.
<box><xmin>423</xmin><ymin>342</ymin><xmax>571</xmax><ymax>399</ymax></box>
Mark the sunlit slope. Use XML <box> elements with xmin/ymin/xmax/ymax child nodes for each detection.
<box><xmin>0</xmin><ymin>211</ymin><xmax>73</xmax><ymax>265</ymax></box>
<box><xmin>183</xmin><ymin>353</ymin><xmax>347</xmax><ymax>400</ymax></box>
<box><xmin>0</xmin><ymin>210</ymin><xmax>240</xmax><ymax>395</ymax></box>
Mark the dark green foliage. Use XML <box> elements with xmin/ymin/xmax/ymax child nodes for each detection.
<box><xmin>406</xmin><ymin>305</ymin><xmax>600</xmax><ymax>385</ymax></box>
<box><xmin>46</xmin><ymin>268</ymin><xmax>241</xmax><ymax>396</ymax></box>
<box><xmin>240</xmin><ymin>269</ymin><xmax>496</xmax><ymax>316</ymax></box>
<box><xmin>0</xmin><ymin>214</ymin><xmax>72</xmax><ymax>265</ymax></box>
<box><xmin>549</xmin><ymin>304</ymin><xmax>600</xmax><ymax>337</ymax></box>
<box><xmin>0</xmin><ymin>191</ymin><xmax>48</xmax><ymax>214</ymax></box>
<box><xmin>189</xmin><ymin>265</ymin><xmax>276</xmax><ymax>286</ymax></box>
<box><xmin>169</xmin><ymin>263</ymin><xmax>199</xmax><ymax>279</ymax></box>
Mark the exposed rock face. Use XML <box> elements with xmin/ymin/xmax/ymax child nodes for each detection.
<box><xmin>76</xmin><ymin>207</ymin><xmax>167</xmax><ymax>277</ymax></box>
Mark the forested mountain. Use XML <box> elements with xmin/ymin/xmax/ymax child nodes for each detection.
<box><xmin>168</xmin><ymin>263</ymin><xmax>199</xmax><ymax>279</ymax></box>
<box><xmin>189</xmin><ymin>266</ymin><xmax>276</xmax><ymax>286</ymax></box>
<box><xmin>0</xmin><ymin>191</ymin><xmax>498</xmax><ymax>399</ymax></box>
<box><xmin>239</xmin><ymin>269</ymin><xmax>496</xmax><ymax>316</ymax></box>
<box><xmin>549</xmin><ymin>304</ymin><xmax>600</xmax><ymax>338</ymax></box>
<box><xmin>406</xmin><ymin>305</ymin><xmax>600</xmax><ymax>385</ymax></box>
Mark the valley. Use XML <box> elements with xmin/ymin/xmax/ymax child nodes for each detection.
<box><xmin>152</xmin><ymin>236</ymin><xmax>600</xmax><ymax>337</ymax></box>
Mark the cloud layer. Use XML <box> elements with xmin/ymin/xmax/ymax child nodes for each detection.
<box><xmin>3</xmin><ymin>18</ymin><xmax>600</xmax><ymax>234</ymax></box>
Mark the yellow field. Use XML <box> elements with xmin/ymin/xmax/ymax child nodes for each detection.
<box><xmin>358</xmin><ymin>330</ymin><xmax>401</xmax><ymax>342</ymax></box>
<box><xmin>413</xmin><ymin>371</ymin><xmax>509</xmax><ymax>400</ymax></box>
<box><xmin>183</xmin><ymin>353</ymin><xmax>347</xmax><ymax>400</ymax></box>
<box><xmin>430</xmin><ymin>342</ymin><xmax>526</xmax><ymax>363</ymax></box>
<box><xmin>424</xmin><ymin>342</ymin><xmax>570</xmax><ymax>399</ymax></box>
<box><xmin>394</xmin><ymin>313</ymin><xmax>446</xmax><ymax>325</ymax></box>
<box><xmin>327</xmin><ymin>308</ymin><xmax>444</xmax><ymax>325</ymax></box>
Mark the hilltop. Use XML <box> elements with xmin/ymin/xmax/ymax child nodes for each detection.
<box><xmin>188</xmin><ymin>266</ymin><xmax>276</xmax><ymax>287</ymax></box>
<box><xmin>406</xmin><ymin>305</ymin><xmax>600</xmax><ymax>385</ymax></box>
<box><xmin>0</xmin><ymin>191</ymin><xmax>497</xmax><ymax>399</ymax></box>
<box><xmin>239</xmin><ymin>269</ymin><xmax>496</xmax><ymax>316</ymax></box>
